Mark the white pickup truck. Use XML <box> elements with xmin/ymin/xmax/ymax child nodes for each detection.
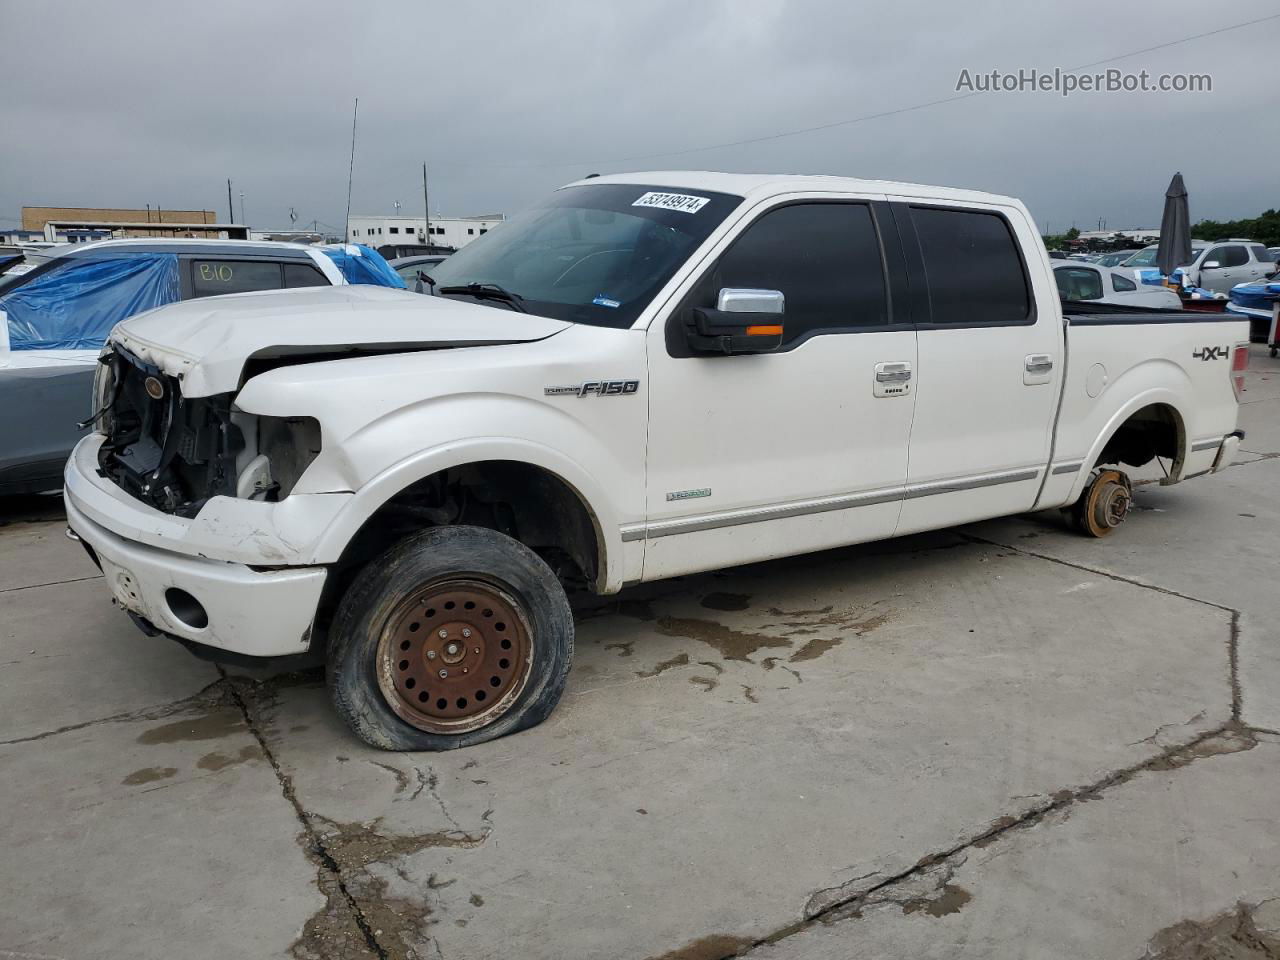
<box><xmin>64</xmin><ymin>172</ymin><xmax>1250</xmax><ymax>751</ymax></box>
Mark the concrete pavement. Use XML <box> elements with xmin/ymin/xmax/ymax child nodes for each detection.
<box><xmin>1</xmin><ymin>346</ymin><xmax>1276</xmax><ymax>960</ymax></box>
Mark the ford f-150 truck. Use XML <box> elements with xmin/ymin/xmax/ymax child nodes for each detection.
<box><xmin>63</xmin><ymin>172</ymin><xmax>1250</xmax><ymax>751</ymax></box>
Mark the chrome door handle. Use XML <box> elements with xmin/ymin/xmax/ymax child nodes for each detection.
<box><xmin>875</xmin><ymin>362</ymin><xmax>912</xmax><ymax>383</ymax></box>
<box><xmin>1025</xmin><ymin>354</ymin><xmax>1053</xmax><ymax>373</ymax></box>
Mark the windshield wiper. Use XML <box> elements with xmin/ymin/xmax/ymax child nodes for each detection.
<box><xmin>437</xmin><ymin>282</ymin><xmax>527</xmax><ymax>313</ymax></box>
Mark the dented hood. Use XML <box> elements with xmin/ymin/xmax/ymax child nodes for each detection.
<box><xmin>112</xmin><ymin>284</ymin><xmax>570</xmax><ymax>396</ymax></box>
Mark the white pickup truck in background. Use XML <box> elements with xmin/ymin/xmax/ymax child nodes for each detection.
<box><xmin>64</xmin><ymin>172</ymin><xmax>1249</xmax><ymax>751</ymax></box>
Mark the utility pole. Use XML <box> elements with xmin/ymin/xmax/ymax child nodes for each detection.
<box><xmin>422</xmin><ymin>162</ymin><xmax>431</xmax><ymax>249</ymax></box>
<box><xmin>239</xmin><ymin>192</ymin><xmax>246</xmax><ymax>227</ymax></box>
<box><xmin>227</xmin><ymin>179</ymin><xmax>234</xmax><ymax>224</ymax></box>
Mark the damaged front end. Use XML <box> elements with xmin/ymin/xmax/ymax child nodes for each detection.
<box><xmin>94</xmin><ymin>345</ymin><xmax>320</xmax><ymax>516</ymax></box>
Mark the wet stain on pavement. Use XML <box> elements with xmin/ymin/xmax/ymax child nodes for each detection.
<box><xmin>469</xmin><ymin>893</ymin><xmax>484</xmax><ymax>907</ymax></box>
<box><xmin>136</xmin><ymin>706</ymin><xmax>246</xmax><ymax>745</ymax></box>
<box><xmin>122</xmin><ymin>766</ymin><xmax>178</xmax><ymax>786</ymax></box>
<box><xmin>789</xmin><ymin>612</ymin><xmax>892</xmax><ymax>662</ymax></box>
<box><xmin>196</xmin><ymin>744</ymin><xmax>264</xmax><ymax>772</ymax></box>
<box><xmin>788</xmin><ymin>637</ymin><xmax>842</xmax><ymax>662</ymax></box>
<box><xmin>901</xmin><ymin>883</ymin><xmax>972</xmax><ymax>918</ymax></box>
<box><xmin>605</xmin><ymin>641</ymin><xmax>636</xmax><ymax>658</ymax></box>
<box><xmin>766</xmin><ymin>604</ymin><xmax>833</xmax><ymax>617</ymax></box>
<box><xmin>656</xmin><ymin>617</ymin><xmax>791</xmax><ymax>662</ymax></box>
<box><xmin>699</xmin><ymin>592</ymin><xmax>751</xmax><ymax>612</ymax></box>
<box><xmin>689</xmin><ymin>676</ymin><xmax>718</xmax><ymax>693</ymax></box>
<box><xmin>1147</xmin><ymin>727</ymin><xmax>1258</xmax><ymax>771</ymax></box>
<box><xmin>636</xmin><ymin>653</ymin><xmax>690</xmax><ymax>678</ymax></box>
<box><xmin>315</xmin><ymin>815</ymin><xmax>488</xmax><ymax>872</ymax></box>
<box><xmin>1144</xmin><ymin>900</ymin><xmax>1280</xmax><ymax>959</ymax></box>
<box><xmin>645</xmin><ymin>934</ymin><xmax>755</xmax><ymax>960</ymax></box>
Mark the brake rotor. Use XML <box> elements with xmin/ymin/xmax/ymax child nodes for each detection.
<box><xmin>1082</xmin><ymin>469</ymin><xmax>1131</xmax><ymax>537</ymax></box>
<box><xmin>375</xmin><ymin>578</ymin><xmax>534</xmax><ymax>735</ymax></box>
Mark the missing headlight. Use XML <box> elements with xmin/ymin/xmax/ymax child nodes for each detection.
<box><xmin>241</xmin><ymin>416</ymin><xmax>322</xmax><ymax>500</ymax></box>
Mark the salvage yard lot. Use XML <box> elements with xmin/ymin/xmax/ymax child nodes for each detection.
<box><xmin>2</xmin><ymin>350</ymin><xmax>1278</xmax><ymax>960</ymax></box>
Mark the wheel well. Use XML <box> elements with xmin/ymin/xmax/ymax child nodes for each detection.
<box><xmin>312</xmin><ymin>461</ymin><xmax>602</xmax><ymax>650</ymax></box>
<box><xmin>1094</xmin><ymin>403</ymin><xmax>1184</xmax><ymax>471</ymax></box>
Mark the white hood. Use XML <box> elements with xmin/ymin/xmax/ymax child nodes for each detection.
<box><xmin>113</xmin><ymin>285</ymin><xmax>569</xmax><ymax>397</ymax></box>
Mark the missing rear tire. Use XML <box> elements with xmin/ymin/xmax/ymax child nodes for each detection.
<box><xmin>1071</xmin><ymin>469</ymin><xmax>1132</xmax><ymax>538</ymax></box>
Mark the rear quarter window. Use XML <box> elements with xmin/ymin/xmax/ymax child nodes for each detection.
<box><xmin>910</xmin><ymin>206</ymin><xmax>1032</xmax><ymax>325</ymax></box>
<box><xmin>283</xmin><ymin>263</ymin><xmax>329</xmax><ymax>288</ymax></box>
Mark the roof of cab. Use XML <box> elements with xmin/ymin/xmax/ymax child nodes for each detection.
<box><xmin>562</xmin><ymin>170</ymin><xmax>1023</xmax><ymax>208</ymax></box>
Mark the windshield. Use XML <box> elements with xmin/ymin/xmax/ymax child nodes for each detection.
<box><xmin>426</xmin><ymin>182</ymin><xmax>742</xmax><ymax>328</ymax></box>
<box><xmin>1123</xmin><ymin>244</ymin><xmax>1205</xmax><ymax>268</ymax></box>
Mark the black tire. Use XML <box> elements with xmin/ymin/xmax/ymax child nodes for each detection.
<box><xmin>327</xmin><ymin>525</ymin><xmax>573</xmax><ymax>751</ymax></box>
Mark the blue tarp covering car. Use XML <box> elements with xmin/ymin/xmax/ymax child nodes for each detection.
<box><xmin>1</xmin><ymin>253</ymin><xmax>182</xmax><ymax>350</ymax></box>
<box><xmin>321</xmin><ymin>244</ymin><xmax>407</xmax><ymax>290</ymax></box>
<box><xmin>2</xmin><ymin>243</ymin><xmax>404</xmax><ymax>351</ymax></box>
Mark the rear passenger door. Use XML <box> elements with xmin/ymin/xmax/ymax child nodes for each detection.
<box><xmin>642</xmin><ymin>196</ymin><xmax>917</xmax><ymax>580</ymax></box>
<box><xmin>890</xmin><ymin>200</ymin><xmax>1062</xmax><ymax>535</ymax></box>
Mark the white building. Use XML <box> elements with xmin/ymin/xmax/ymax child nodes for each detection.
<box><xmin>347</xmin><ymin>214</ymin><xmax>505</xmax><ymax>251</ymax></box>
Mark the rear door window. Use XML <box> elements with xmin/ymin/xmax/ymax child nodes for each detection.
<box><xmin>190</xmin><ymin>259</ymin><xmax>283</xmax><ymax>298</ymax></box>
<box><xmin>910</xmin><ymin>206</ymin><xmax>1032</xmax><ymax>325</ymax></box>
<box><xmin>1250</xmin><ymin>245</ymin><xmax>1272</xmax><ymax>264</ymax></box>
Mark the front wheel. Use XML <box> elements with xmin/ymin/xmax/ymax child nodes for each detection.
<box><xmin>327</xmin><ymin>525</ymin><xmax>574</xmax><ymax>751</ymax></box>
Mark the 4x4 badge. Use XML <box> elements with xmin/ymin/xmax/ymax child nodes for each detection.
<box><xmin>544</xmin><ymin>380</ymin><xmax>640</xmax><ymax>397</ymax></box>
<box><xmin>1192</xmin><ymin>346</ymin><xmax>1229</xmax><ymax>361</ymax></box>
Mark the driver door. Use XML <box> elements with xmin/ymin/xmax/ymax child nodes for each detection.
<box><xmin>640</xmin><ymin>196</ymin><xmax>917</xmax><ymax>581</ymax></box>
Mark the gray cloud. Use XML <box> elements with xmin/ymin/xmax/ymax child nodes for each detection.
<box><xmin>3</xmin><ymin>0</ymin><xmax>1276</xmax><ymax>234</ymax></box>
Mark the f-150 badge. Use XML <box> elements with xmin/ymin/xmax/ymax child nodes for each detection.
<box><xmin>544</xmin><ymin>380</ymin><xmax>640</xmax><ymax>397</ymax></box>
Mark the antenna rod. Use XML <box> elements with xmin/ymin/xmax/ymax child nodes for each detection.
<box><xmin>345</xmin><ymin>98</ymin><xmax>359</xmax><ymax>243</ymax></box>
<box><xmin>227</xmin><ymin>179</ymin><xmax>234</xmax><ymax>224</ymax></box>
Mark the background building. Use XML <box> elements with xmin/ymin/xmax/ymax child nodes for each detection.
<box><xmin>20</xmin><ymin>206</ymin><xmax>246</xmax><ymax>240</ymax></box>
<box><xmin>348</xmin><ymin>214</ymin><xmax>505</xmax><ymax>251</ymax></box>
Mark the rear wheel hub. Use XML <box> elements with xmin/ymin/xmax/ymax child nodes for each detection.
<box><xmin>376</xmin><ymin>579</ymin><xmax>533</xmax><ymax>734</ymax></box>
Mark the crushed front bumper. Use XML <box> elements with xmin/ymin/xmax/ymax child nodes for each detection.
<box><xmin>65</xmin><ymin>434</ymin><xmax>333</xmax><ymax>658</ymax></box>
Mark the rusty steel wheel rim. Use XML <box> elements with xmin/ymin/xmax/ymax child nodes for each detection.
<box><xmin>375</xmin><ymin>578</ymin><xmax>534</xmax><ymax>735</ymax></box>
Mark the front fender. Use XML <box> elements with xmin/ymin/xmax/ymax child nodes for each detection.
<box><xmin>310</xmin><ymin>434</ymin><xmax>633</xmax><ymax>592</ymax></box>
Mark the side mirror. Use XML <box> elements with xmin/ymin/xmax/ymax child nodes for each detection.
<box><xmin>685</xmin><ymin>288</ymin><xmax>785</xmax><ymax>356</ymax></box>
<box><xmin>1202</xmin><ymin>261</ymin><xmax>1221</xmax><ymax>270</ymax></box>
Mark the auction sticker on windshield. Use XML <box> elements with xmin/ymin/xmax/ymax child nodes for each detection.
<box><xmin>632</xmin><ymin>192</ymin><xmax>710</xmax><ymax>214</ymax></box>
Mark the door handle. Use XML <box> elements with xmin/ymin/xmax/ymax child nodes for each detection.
<box><xmin>1025</xmin><ymin>354</ymin><xmax>1053</xmax><ymax>373</ymax></box>
<box><xmin>875</xmin><ymin>361</ymin><xmax>912</xmax><ymax>383</ymax></box>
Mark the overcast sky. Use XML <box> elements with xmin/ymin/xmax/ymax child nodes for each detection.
<box><xmin>4</xmin><ymin>1</ymin><xmax>1277</xmax><ymax>235</ymax></box>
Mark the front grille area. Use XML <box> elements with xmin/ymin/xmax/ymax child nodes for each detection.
<box><xmin>98</xmin><ymin>347</ymin><xmax>244</xmax><ymax>516</ymax></box>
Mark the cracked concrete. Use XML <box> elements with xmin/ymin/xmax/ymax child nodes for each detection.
<box><xmin>1</xmin><ymin>347</ymin><xmax>1277</xmax><ymax>959</ymax></box>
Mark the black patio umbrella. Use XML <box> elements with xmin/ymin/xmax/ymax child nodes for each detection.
<box><xmin>1156</xmin><ymin>173</ymin><xmax>1193</xmax><ymax>278</ymax></box>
